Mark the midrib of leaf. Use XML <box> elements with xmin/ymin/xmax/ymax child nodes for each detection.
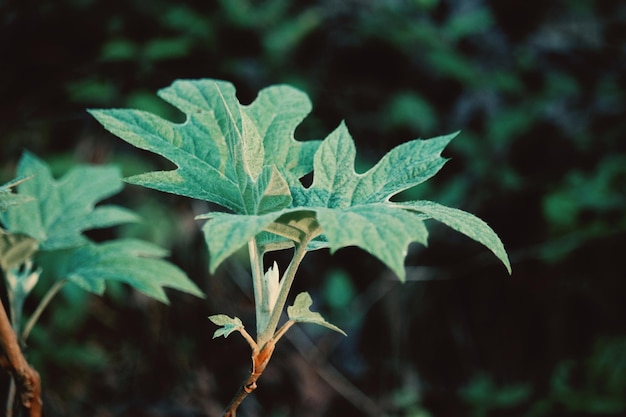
<box><xmin>88</xmin><ymin>108</ymin><xmax>245</xmax><ymax>213</ymax></box>
<box><xmin>93</xmin><ymin>82</ymin><xmax>296</xmax><ymax>216</ymax></box>
<box><xmin>215</xmin><ymin>83</ymin><xmax>263</xmax><ymax>181</ymax></box>
<box><xmin>119</xmin><ymin>112</ymin><xmax>243</xmax><ymax>210</ymax></box>
<box><xmin>175</xmin><ymin>81</ymin><xmax>260</xmax><ymax>214</ymax></box>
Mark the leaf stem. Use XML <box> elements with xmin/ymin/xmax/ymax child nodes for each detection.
<box><xmin>21</xmin><ymin>279</ymin><xmax>67</xmax><ymax>345</ymax></box>
<box><xmin>0</xmin><ymin>297</ymin><xmax>42</xmax><ymax>416</ymax></box>
<box><xmin>237</xmin><ymin>327</ymin><xmax>258</xmax><ymax>353</ymax></box>
<box><xmin>247</xmin><ymin>238</ymin><xmax>265</xmax><ymax>337</ymax></box>
<box><xmin>272</xmin><ymin>320</ymin><xmax>294</xmax><ymax>344</ymax></box>
<box><xmin>223</xmin><ymin>339</ymin><xmax>276</xmax><ymax>417</ymax></box>
<box><xmin>257</xmin><ymin>237</ymin><xmax>310</xmax><ymax>348</ymax></box>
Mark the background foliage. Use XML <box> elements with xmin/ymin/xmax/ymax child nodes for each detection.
<box><xmin>1</xmin><ymin>1</ymin><xmax>625</xmax><ymax>416</ymax></box>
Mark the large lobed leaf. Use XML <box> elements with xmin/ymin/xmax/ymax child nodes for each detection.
<box><xmin>2</xmin><ymin>153</ymin><xmax>204</xmax><ymax>302</ymax></box>
<box><xmin>89</xmin><ymin>79</ymin><xmax>320</xmax><ymax>215</ymax></box>
<box><xmin>0</xmin><ymin>152</ymin><xmax>139</xmax><ymax>250</ymax></box>
<box><xmin>91</xmin><ymin>79</ymin><xmax>511</xmax><ymax>279</ymax></box>
<box><xmin>200</xmin><ymin>122</ymin><xmax>510</xmax><ymax>278</ymax></box>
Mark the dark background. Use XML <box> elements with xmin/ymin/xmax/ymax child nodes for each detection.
<box><xmin>1</xmin><ymin>1</ymin><xmax>625</xmax><ymax>416</ymax></box>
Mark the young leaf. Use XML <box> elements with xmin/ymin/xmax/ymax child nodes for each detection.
<box><xmin>0</xmin><ymin>230</ymin><xmax>39</xmax><ymax>272</ymax></box>
<box><xmin>0</xmin><ymin>152</ymin><xmax>139</xmax><ymax>250</ymax></box>
<box><xmin>209</xmin><ymin>314</ymin><xmax>244</xmax><ymax>339</ymax></box>
<box><xmin>263</xmin><ymin>261</ymin><xmax>280</xmax><ymax>313</ymax></box>
<box><xmin>287</xmin><ymin>292</ymin><xmax>346</xmax><ymax>336</ymax></box>
<box><xmin>89</xmin><ymin>79</ymin><xmax>320</xmax><ymax>215</ymax></box>
<box><xmin>0</xmin><ymin>176</ymin><xmax>33</xmax><ymax>212</ymax></box>
<box><xmin>39</xmin><ymin>239</ymin><xmax>204</xmax><ymax>303</ymax></box>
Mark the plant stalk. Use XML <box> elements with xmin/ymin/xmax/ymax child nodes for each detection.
<box><xmin>0</xmin><ymin>298</ymin><xmax>42</xmax><ymax>417</ymax></box>
<box><xmin>21</xmin><ymin>279</ymin><xmax>67</xmax><ymax>345</ymax></box>
<box><xmin>247</xmin><ymin>239</ymin><xmax>266</xmax><ymax>337</ymax></box>
<box><xmin>257</xmin><ymin>237</ymin><xmax>310</xmax><ymax>348</ymax></box>
<box><xmin>222</xmin><ymin>339</ymin><xmax>276</xmax><ymax>417</ymax></box>
<box><xmin>223</xmin><ymin>235</ymin><xmax>312</xmax><ymax>415</ymax></box>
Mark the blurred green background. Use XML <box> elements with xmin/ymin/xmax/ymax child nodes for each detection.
<box><xmin>1</xmin><ymin>1</ymin><xmax>625</xmax><ymax>416</ymax></box>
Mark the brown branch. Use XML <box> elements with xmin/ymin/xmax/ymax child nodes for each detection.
<box><xmin>0</xmin><ymin>298</ymin><xmax>42</xmax><ymax>417</ymax></box>
<box><xmin>223</xmin><ymin>340</ymin><xmax>276</xmax><ymax>417</ymax></box>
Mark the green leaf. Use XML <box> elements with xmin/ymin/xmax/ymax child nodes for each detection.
<box><xmin>287</xmin><ymin>292</ymin><xmax>346</xmax><ymax>336</ymax></box>
<box><xmin>399</xmin><ymin>201</ymin><xmax>512</xmax><ymax>274</ymax></box>
<box><xmin>199</xmin><ymin>133</ymin><xmax>443</xmax><ymax>276</ymax></box>
<box><xmin>198</xmin><ymin>210</ymin><xmax>285</xmax><ymax>273</ymax></box>
<box><xmin>92</xmin><ymin>79</ymin><xmax>510</xmax><ymax>278</ymax></box>
<box><xmin>83</xmin><ymin>205</ymin><xmax>141</xmax><ymax>229</ymax></box>
<box><xmin>253</xmin><ymin>165</ymin><xmax>292</xmax><ymax>215</ymax></box>
<box><xmin>0</xmin><ymin>176</ymin><xmax>33</xmax><ymax>212</ymax></box>
<box><xmin>315</xmin><ymin>204</ymin><xmax>429</xmax><ymax>279</ymax></box>
<box><xmin>267</xmin><ymin>125</ymin><xmax>442</xmax><ymax>280</ymax></box>
<box><xmin>208</xmin><ymin>314</ymin><xmax>244</xmax><ymax>339</ymax></box>
<box><xmin>42</xmin><ymin>239</ymin><xmax>204</xmax><ymax>303</ymax></box>
<box><xmin>285</xmin><ymin>124</ymin><xmax>511</xmax><ymax>279</ymax></box>
<box><xmin>0</xmin><ymin>230</ymin><xmax>39</xmax><ymax>271</ymax></box>
<box><xmin>89</xmin><ymin>79</ymin><xmax>319</xmax><ymax>215</ymax></box>
<box><xmin>295</xmin><ymin>123</ymin><xmax>456</xmax><ymax>208</ymax></box>
<box><xmin>0</xmin><ymin>152</ymin><xmax>138</xmax><ymax>250</ymax></box>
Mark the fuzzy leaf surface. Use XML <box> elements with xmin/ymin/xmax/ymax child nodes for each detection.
<box><xmin>199</xmin><ymin>98</ymin><xmax>508</xmax><ymax>278</ymax></box>
<box><xmin>209</xmin><ymin>314</ymin><xmax>244</xmax><ymax>339</ymax></box>
<box><xmin>0</xmin><ymin>152</ymin><xmax>139</xmax><ymax>250</ymax></box>
<box><xmin>197</xmin><ymin>125</ymin><xmax>453</xmax><ymax>278</ymax></box>
<box><xmin>92</xmin><ymin>79</ymin><xmax>510</xmax><ymax>278</ymax></box>
<box><xmin>89</xmin><ymin>79</ymin><xmax>320</xmax><ymax>215</ymax></box>
<box><xmin>265</xmin><ymin>125</ymin><xmax>451</xmax><ymax>280</ymax></box>
<box><xmin>397</xmin><ymin>201</ymin><xmax>512</xmax><ymax>273</ymax></box>
<box><xmin>287</xmin><ymin>292</ymin><xmax>346</xmax><ymax>336</ymax></box>
<box><xmin>41</xmin><ymin>239</ymin><xmax>204</xmax><ymax>303</ymax></box>
<box><xmin>288</xmin><ymin>123</ymin><xmax>511</xmax><ymax>277</ymax></box>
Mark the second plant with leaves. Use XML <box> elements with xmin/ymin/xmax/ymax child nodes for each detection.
<box><xmin>90</xmin><ymin>78</ymin><xmax>511</xmax><ymax>416</ymax></box>
<box><xmin>0</xmin><ymin>154</ymin><xmax>204</xmax><ymax>417</ymax></box>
